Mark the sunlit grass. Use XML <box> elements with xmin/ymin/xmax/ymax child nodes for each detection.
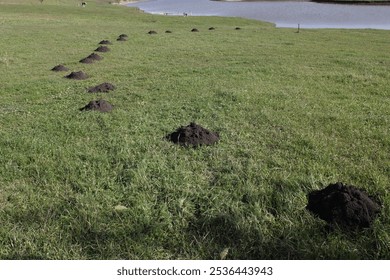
<box><xmin>0</xmin><ymin>0</ymin><xmax>389</xmax><ymax>259</ymax></box>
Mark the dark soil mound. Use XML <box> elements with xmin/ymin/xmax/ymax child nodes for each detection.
<box><xmin>165</xmin><ymin>30</ymin><xmax>172</xmax><ymax>33</ymax></box>
<box><xmin>95</xmin><ymin>46</ymin><xmax>110</xmax><ymax>52</ymax></box>
<box><xmin>235</xmin><ymin>27</ymin><xmax>241</xmax><ymax>30</ymax></box>
<box><xmin>209</xmin><ymin>27</ymin><xmax>215</xmax><ymax>30</ymax></box>
<box><xmin>65</xmin><ymin>71</ymin><xmax>88</xmax><ymax>80</ymax></box>
<box><xmin>99</xmin><ymin>40</ymin><xmax>112</xmax><ymax>45</ymax></box>
<box><xmin>148</xmin><ymin>30</ymin><xmax>157</xmax><ymax>34</ymax></box>
<box><xmin>87</xmin><ymin>82</ymin><xmax>116</xmax><ymax>93</ymax></box>
<box><xmin>119</xmin><ymin>34</ymin><xmax>128</xmax><ymax>38</ymax></box>
<box><xmin>87</xmin><ymin>53</ymin><xmax>103</xmax><ymax>61</ymax></box>
<box><xmin>80</xmin><ymin>99</ymin><xmax>113</xmax><ymax>112</ymax></box>
<box><xmin>191</xmin><ymin>28</ymin><xmax>199</xmax><ymax>32</ymax></box>
<box><xmin>306</xmin><ymin>182</ymin><xmax>381</xmax><ymax>229</ymax></box>
<box><xmin>51</xmin><ymin>64</ymin><xmax>69</xmax><ymax>71</ymax></box>
<box><xmin>79</xmin><ymin>57</ymin><xmax>95</xmax><ymax>64</ymax></box>
<box><xmin>117</xmin><ymin>36</ymin><xmax>127</xmax><ymax>41</ymax></box>
<box><xmin>166</xmin><ymin>122</ymin><xmax>220</xmax><ymax>147</ymax></box>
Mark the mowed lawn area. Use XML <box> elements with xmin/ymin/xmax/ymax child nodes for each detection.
<box><xmin>0</xmin><ymin>0</ymin><xmax>389</xmax><ymax>259</ymax></box>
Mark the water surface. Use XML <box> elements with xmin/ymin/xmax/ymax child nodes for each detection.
<box><xmin>126</xmin><ymin>0</ymin><xmax>390</xmax><ymax>29</ymax></box>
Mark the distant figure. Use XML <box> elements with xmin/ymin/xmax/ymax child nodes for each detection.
<box><xmin>183</xmin><ymin>12</ymin><xmax>188</xmax><ymax>17</ymax></box>
<box><xmin>81</xmin><ymin>2</ymin><xmax>86</xmax><ymax>7</ymax></box>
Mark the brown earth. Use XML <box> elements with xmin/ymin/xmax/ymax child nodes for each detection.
<box><xmin>80</xmin><ymin>99</ymin><xmax>113</xmax><ymax>112</ymax></box>
<box><xmin>87</xmin><ymin>53</ymin><xmax>103</xmax><ymax>60</ymax></box>
<box><xmin>306</xmin><ymin>182</ymin><xmax>381</xmax><ymax>229</ymax></box>
<box><xmin>99</xmin><ymin>40</ymin><xmax>112</xmax><ymax>45</ymax></box>
<box><xmin>79</xmin><ymin>57</ymin><xmax>95</xmax><ymax>64</ymax></box>
<box><xmin>95</xmin><ymin>46</ymin><xmax>110</xmax><ymax>52</ymax></box>
<box><xmin>166</xmin><ymin>122</ymin><xmax>220</xmax><ymax>147</ymax></box>
<box><xmin>87</xmin><ymin>82</ymin><xmax>116</xmax><ymax>93</ymax></box>
<box><xmin>51</xmin><ymin>64</ymin><xmax>69</xmax><ymax>71</ymax></box>
<box><xmin>65</xmin><ymin>71</ymin><xmax>88</xmax><ymax>80</ymax></box>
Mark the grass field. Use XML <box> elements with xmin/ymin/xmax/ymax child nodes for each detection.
<box><xmin>1</xmin><ymin>0</ymin><xmax>390</xmax><ymax>259</ymax></box>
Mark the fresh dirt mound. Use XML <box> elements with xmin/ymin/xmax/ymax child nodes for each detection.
<box><xmin>235</xmin><ymin>27</ymin><xmax>241</xmax><ymax>30</ymax></box>
<box><xmin>79</xmin><ymin>57</ymin><xmax>95</xmax><ymax>64</ymax></box>
<box><xmin>95</xmin><ymin>46</ymin><xmax>110</xmax><ymax>52</ymax></box>
<box><xmin>87</xmin><ymin>82</ymin><xmax>116</xmax><ymax>93</ymax></box>
<box><xmin>99</xmin><ymin>40</ymin><xmax>112</xmax><ymax>45</ymax></box>
<box><xmin>166</xmin><ymin>122</ymin><xmax>220</xmax><ymax>147</ymax></box>
<box><xmin>80</xmin><ymin>53</ymin><xmax>102</xmax><ymax>63</ymax></box>
<box><xmin>117</xmin><ymin>36</ymin><xmax>127</xmax><ymax>41</ymax></box>
<box><xmin>148</xmin><ymin>30</ymin><xmax>157</xmax><ymax>34</ymax></box>
<box><xmin>191</xmin><ymin>28</ymin><xmax>199</xmax><ymax>32</ymax></box>
<box><xmin>209</xmin><ymin>27</ymin><xmax>215</xmax><ymax>30</ymax></box>
<box><xmin>165</xmin><ymin>30</ymin><xmax>172</xmax><ymax>33</ymax></box>
<box><xmin>119</xmin><ymin>34</ymin><xmax>128</xmax><ymax>38</ymax></box>
<box><xmin>51</xmin><ymin>64</ymin><xmax>69</xmax><ymax>71</ymax></box>
<box><xmin>306</xmin><ymin>182</ymin><xmax>381</xmax><ymax>229</ymax></box>
<box><xmin>80</xmin><ymin>99</ymin><xmax>113</xmax><ymax>112</ymax></box>
<box><xmin>87</xmin><ymin>53</ymin><xmax>103</xmax><ymax>61</ymax></box>
<box><xmin>65</xmin><ymin>71</ymin><xmax>88</xmax><ymax>80</ymax></box>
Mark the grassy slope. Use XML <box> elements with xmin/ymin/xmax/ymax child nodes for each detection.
<box><xmin>0</xmin><ymin>1</ymin><xmax>390</xmax><ymax>259</ymax></box>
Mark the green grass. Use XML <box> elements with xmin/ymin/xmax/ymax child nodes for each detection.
<box><xmin>1</xmin><ymin>0</ymin><xmax>390</xmax><ymax>259</ymax></box>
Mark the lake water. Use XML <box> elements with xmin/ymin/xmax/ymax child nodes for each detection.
<box><xmin>126</xmin><ymin>0</ymin><xmax>390</xmax><ymax>29</ymax></box>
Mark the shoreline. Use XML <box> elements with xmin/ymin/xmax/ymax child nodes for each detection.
<box><xmin>214</xmin><ymin>0</ymin><xmax>390</xmax><ymax>3</ymax></box>
<box><xmin>113</xmin><ymin>0</ymin><xmax>145</xmax><ymax>6</ymax></box>
<box><xmin>119</xmin><ymin>0</ymin><xmax>390</xmax><ymax>6</ymax></box>
<box><xmin>311</xmin><ymin>0</ymin><xmax>390</xmax><ymax>5</ymax></box>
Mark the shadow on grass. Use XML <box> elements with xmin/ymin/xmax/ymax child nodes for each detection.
<box><xmin>186</xmin><ymin>202</ymin><xmax>386</xmax><ymax>259</ymax></box>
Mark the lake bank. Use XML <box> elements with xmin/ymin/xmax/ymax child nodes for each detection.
<box><xmin>214</xmin><ymin>0</ymin><xmax>390</xmax><ymax>4</ymax></box>
<box><xmin>125</xmin><ymin>0</ymin><xmax>390</xmax><ymax>29</ymax></box>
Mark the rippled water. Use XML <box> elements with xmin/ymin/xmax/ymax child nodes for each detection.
<box><xmin>126</xmin><ymin>0</ymin><xmax>390</xmax><ymax>29</ymax></box>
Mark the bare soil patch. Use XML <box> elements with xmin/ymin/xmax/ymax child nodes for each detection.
<box><xmin>87</xmin><ymin>82</ymin><xmax>116</xmax><ymax>93</ymax></box>
<box><xmin>80</xmin><ymin>99</ymin><xmax>113</xmax><ymax>112</ymax></box>
<box><xmin>79</xmin><ymin>57</ymin><xmax>95</xmax><ymax>64</ymax></box>
<box><xmin>87</xmin><ymin>53</ymin><xmax>103</xmax><ymax>60</ymax></box>
<box><xmin>80</xmin><ymin>53</ymin><xmax>103</xmax><ymax>63</ymax></box>
<box><xmin>51</xmin><ymin>64</ymin><xmax>69</xmax><ymax>71</ymax></box>
<box><xmin>306</xmin><ymin>182</ymin><xmax>381</xmax><ymax>229</ymax></box>
<box><xmin>117</xmin><ymin>34</ymin><xmax>128</xmax><ymax>41</ymax></box>
<box><xmin>99</xmin><ymin>40</ymin><xmax>112</xmax><ymax>45</ymax></box>
<box><xmin>65</xmin><ymin>71</ymin><xmax>88</xmax><ymax>80</ymax></box>
<box><xmin>166</xmin><ymin>122</ymin><xmax>220</xmax><ymax>147</ymax></box>
<box><xmin>95</xmin><ymin>46</ymin><xmax>110</xmax><ymax>52</ymax></box>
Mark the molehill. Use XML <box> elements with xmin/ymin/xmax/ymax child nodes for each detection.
<box><xmin>80</xmin><ymin>99</ymin><xmax>113</xmax><ymax>112</ymax></box>
<box><xmin>88</xmin><ymin>82</ymin><xmax>116</xmax><ymax>93</ymax></box>
<box><xmin>306</xmin><ymin>182</ymin><xmax>381</xmax><ymax>229</ymax></box>
<box><xmin>51</xmin><ymin>64</ymin><xmax>69</xmax><ymax>71</ymax></box>
<box><xmin>95</xmin><ymin>46</ymin><xmax>110</xmax><ymax>52</ymax></box>
<box><xmin>65</xmin><ymin>71</ymin><xmax>88</xmax><ymax>80</ymax></box>
<box><xmin>166</xmin><ymin>122</ymin><xmax>220</xmax><ymax>147</ymax></box>
<box><xmin>99</xmin><ymin>40</ymin><xmax>112</xmax><ymax>45</ymax></box>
